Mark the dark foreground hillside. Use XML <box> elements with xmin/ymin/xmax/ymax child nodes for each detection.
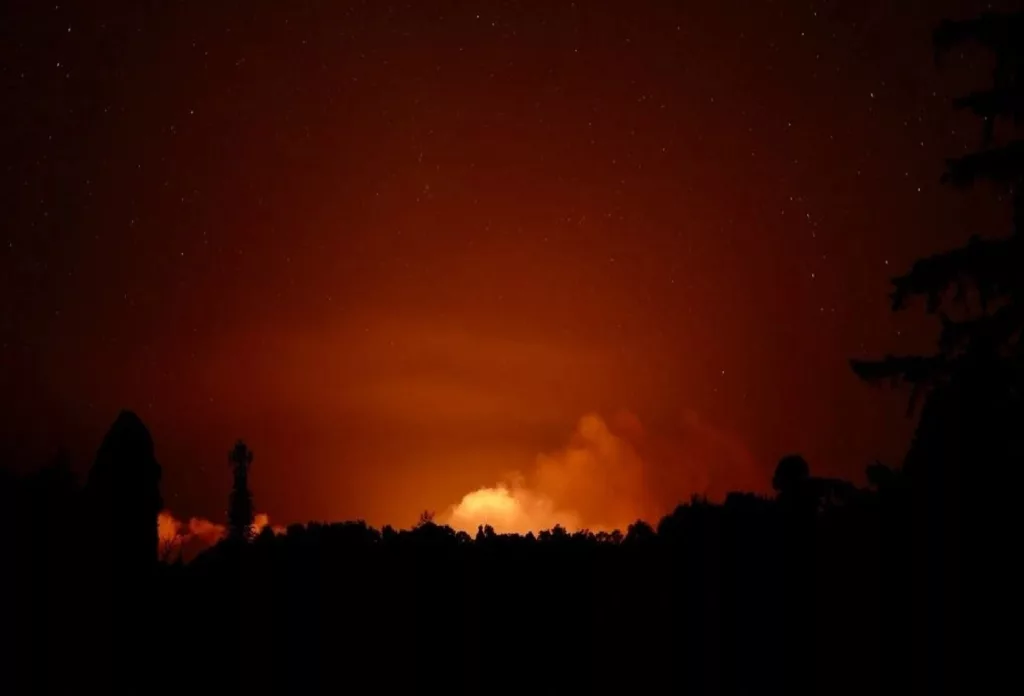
<box><xmin>2</xmin><ymin>422</ymin><xmax>994</xmax><ymax>695</ymax></box>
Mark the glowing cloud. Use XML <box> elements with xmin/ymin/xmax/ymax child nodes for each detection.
<box><xmin>445</xmin><ymin>482</ymin><xmax>579</xmax><ymax>535</ymax></box>
<box><xmin>443</xmin><ymin>413</ymin><xmax>649</xmax><ymax>534</ymax></box>
<box><xmin>158</xmin><ymin>510</ymin><xmax>283</xmax><ymax>561</ymax></box>
<box><xmin>442</xmin><ymin>409</ymin><xmax>759</xmax><ymax>535</ymax></box>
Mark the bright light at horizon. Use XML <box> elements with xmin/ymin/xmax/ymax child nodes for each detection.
<box><xmin>442</xmin><ymin>483</ymin><xmax>582</xmax><ymax>535</ymax></box>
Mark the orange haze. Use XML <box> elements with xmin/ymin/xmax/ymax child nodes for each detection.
<box><xmin>6</xmin><ymin>0</ymin><xmax>978</xmax><ymax>530</ymax></box>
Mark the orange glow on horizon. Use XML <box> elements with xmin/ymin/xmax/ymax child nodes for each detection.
<box><xmin>158</xmin><ymin>510</ymin><xmax>284</xmax><ymax>559</ymax></box>
<box><xmin>4</xmin><ymin>0</ymin><xmax>976</xmax><ymax>535</ymax></box>
<box><xmin>442</xmin><ymin>413</ymin><xmax>651</xmax><ymax>534</ymax></box>
<box><xmin>440</xmin><ymin>410</ymin><xmax>768</xmax><ymax>534</ymax></box>
<box><xmin>444</xmin><ymin>483</ymin><xmax>582</xmax><ymax>535</ymax></box>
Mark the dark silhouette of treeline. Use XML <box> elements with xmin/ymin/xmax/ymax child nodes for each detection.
<box><xmin>0</xmin><ymin>420</ymin><xmax>922</xmax><ymax>695</ymax></box>
<box><xmin>3</xmin><ymin>9</ymin><xmax>1023</xmax><ymax>695</ymax></box>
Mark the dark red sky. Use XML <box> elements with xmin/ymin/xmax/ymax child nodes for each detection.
<box><xmin>1</xmin><ymin>0</ymin><xmax>1012</xmax><ymax>528</ymax></box>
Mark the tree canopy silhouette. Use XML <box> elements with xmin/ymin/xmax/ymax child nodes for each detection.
<box><xmin>852</xmin><ymin>11</ymin><xmax>1024</xmax><ymax>404</ymax></box>
<box><xmin>850</xmin><ymin>12</ymin><xmax>1024</xmax><ymax>495</ymax></box>
<box><xmin>86</xmin><ymin>410</ymin><xmax>162</xmax><ymax>571</ymax></box>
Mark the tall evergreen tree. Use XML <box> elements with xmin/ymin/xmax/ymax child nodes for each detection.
<box><xmin>851</xmin><ymin>12</ymin><xmax>1024</xmax><ymax>463</ymax></box>
<box><xmin>87</xmin><ymin>410</ymin><xmax>163</xmax><ymax>571</ymax></box>
<box><xmin>850</xmin><ymin>16</ymin><xmax>1024</xmax><ymax>692</ymax></box>
<box><xmin>228</xmin><ymin>440</ymin><xmax>255</xmax><ymax>541</ymax></box>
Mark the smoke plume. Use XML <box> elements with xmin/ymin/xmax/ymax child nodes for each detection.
<box><xmin>442</xmin><ymin>410</ymin><xmax>758</xmax><ymax>535</ymax></box>
<box><xmin>443</xmin><ymin>413</ymin><xmax>649</xmax><ymax>534</ymax></box>
<box><xmin>158</xmin><ymin>510</ymin><xmax>283</xmax><ymax>561</ymax></box>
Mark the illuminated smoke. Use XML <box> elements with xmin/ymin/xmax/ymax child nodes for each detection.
<box><xmin>252</xmin><ymin>513</ymin><xmax>274</xmax><ymax>534</ymax></box>
<box><xmin>157</xmin><ymin>510</ymin><xmax>283</xmax><ymax>560</ymax></box>
<box><xmin>445</xmin><ymin>482</ymin><xmax>580</xmax><ymax>535</ymax></box>
<box><xmin>158</xmin><ymin>510</ymin><xmax>186</xmax><ymax>550</ymax></box>
<box><xmin>443</xmin><ymin>413</ymin><xmax>649</xmax><ymax>534</ymax></box>
<box><xmin>442</xmin><ymin>410</ymin><xmax>758</xmax><ymax>535</ymax></box>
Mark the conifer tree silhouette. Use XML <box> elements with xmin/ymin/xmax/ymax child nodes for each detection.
<box><xmin>851</xmin><ymin>12</ymin><xmax>1024</xmax><ymax>403</ymax></box>
<box><xmin>850</xmin><ymin>11</ymin><xmax>1024</xmax><ymax>492</ymax></box>
<box><xmin>227</xmin><ymin>440</ymin><xmax>255</xmax><ymax>541</ymax></box>
<box><xmin>849</xmin><ymin>16</ymin><xmax>1024</xmax><ymax>693</ymax></box>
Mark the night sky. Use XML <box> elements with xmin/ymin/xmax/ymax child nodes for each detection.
<box><xmin>1</xmin><ymin>0</ymin><xmax>1012</xmax><ymax>529</ymax></box>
